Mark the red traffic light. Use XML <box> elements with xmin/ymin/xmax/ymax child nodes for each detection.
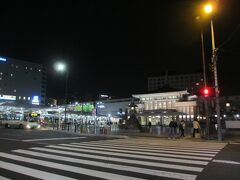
<box><xmin>200</xmin><ymin>86</ymin><xmax>213</xmax><ymax>97</ymax></box>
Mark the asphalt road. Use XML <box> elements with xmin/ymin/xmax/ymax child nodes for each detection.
<box><xmin>0</xmin><ymin>128</ymin><xmax>239</xmax><ymax>180</ymax></box>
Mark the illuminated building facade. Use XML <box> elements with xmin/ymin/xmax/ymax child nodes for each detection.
<box><xmin>133</xmin><ymin>90</ymin><xmax>197</xmax><ymax>126</ymax></box>
<box><xmin>0</xmin><ymin>56</ymin><xmax>46</xmax><ymax>105</ymax></box>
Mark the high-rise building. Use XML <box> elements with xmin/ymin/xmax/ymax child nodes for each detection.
<box><xmin>0</xmin><ymin>56</ymin><xmax>46</xmax><ymax>105</ymax></box>
<box><xmin>148</xmin><ymin>73</ymin><xmax>203</xmax><ymax>91</ymax></box>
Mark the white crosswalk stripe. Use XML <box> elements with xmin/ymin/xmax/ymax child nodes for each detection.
<box><xmin>0</xmin><ymin>138</ymin><xmax>227</xmax><ymax>180</ymax></box>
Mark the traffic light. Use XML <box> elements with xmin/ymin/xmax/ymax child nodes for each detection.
<box><xmin>200</xmin><ymin>86</ymin><xmax>213</xmax><ymax>97</ymax></box>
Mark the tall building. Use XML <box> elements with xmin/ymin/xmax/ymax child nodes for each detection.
<box><xmin>0</xmin><ymin>56</ymin><xmax>47</xmax><ymax>105</ymax></box>
<box><xmin>148</xmin><ymin>73</ymin><xmax>203</xmax><ymax>91</ymax></box>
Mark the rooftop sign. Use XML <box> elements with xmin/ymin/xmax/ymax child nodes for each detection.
<box><xmin>0</xmin><ymin>57</ymin><xmax>6</xmax><ymax>62</ymax></box>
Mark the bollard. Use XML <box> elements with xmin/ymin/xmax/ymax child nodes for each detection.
<box><xmin>67</xmin><ymin>123</ymin><xmax>70</xmax><ymax>131</ymax></box>
<box><xmin>74</xmin><ymin>124</ymin><xmax>77</xmax><ymax>132</ymax></box>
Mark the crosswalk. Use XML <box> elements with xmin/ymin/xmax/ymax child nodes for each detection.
<box><xmin>0</xmin><ymin>138</ymin><xmax>226</xmax><ymax>180</ymax></box>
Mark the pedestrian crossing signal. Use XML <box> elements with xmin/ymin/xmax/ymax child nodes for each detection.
<box><xmin>200</xmin><ymin>86</ymin><xmax>213</xmax><ymax>97</ymax></box>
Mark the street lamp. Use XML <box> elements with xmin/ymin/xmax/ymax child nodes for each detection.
<box><xmin>196</xmin><ymin>15</ymin><xmax>210</xmax><ymax>139</ymax></box>
<box><xmin>203</xmin><ymin>2</ymin><xmax>222</xmax><ymax>141</ymax></box>
<box><xmin>54</xmin><ymin>62</ymin><xmax>69</xmax><ymax>127</ymax></box>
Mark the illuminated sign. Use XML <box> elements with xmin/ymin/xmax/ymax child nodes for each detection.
<box><xmin>30</xmin><ymin>113</ymin><xmax>40</xmax><ymax>117</ymax></box>
<box><xmin>32</xmin><ymin>96</ymin><xmax>40</xmax><ymax>105</ymax></box>
<box><xmin>73</xmin><ymin>103</ymin><xmax>94</xmax><ymax>112</ymax></box>
<box><xmin>97</xmin><ymin>105</ymin><xmax>105</xmax><ymax>108</ymax></box>
<box><xmin>0</xmin><ymin>95</ymin><xmax>16</xmax><ymax>100</ymax></box>
<box><xmin>0</xmin><ymin>57</ymin><xmax>6</xmax><ymax>62</ymax></box>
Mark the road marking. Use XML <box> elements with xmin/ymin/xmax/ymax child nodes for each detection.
<box><xmin>213</xmin><ymin>160</ymin><xmax>240</xmax><ymax>165</ymax></box>
<box><xmin>13</xmin><ymin>149</ymin><xmax>197</xmax><ymax>180</ymax></box>
<box><xmin>0</xmin><ymin>160</ymin><xmax>76</xmax><ymax>180</ymax></box>
<box><xmin>91</xmin><ymin>139</ymin><xmax>225</xmax><ymax>150</ymax></box>
<box><xmin>0</xmin><ymin>152</ymin><xmax>145</xmax><ymax>180</ymax></box>
<box><xmin>0</xmin><ymin>175</ymin><xmax>11</xmax><ymax>180</ymax></box>
<box><xmin>79</xmin><ymin>141</ymin><xmax>220</xmax><ymax>154</ymax></box>
<box><xmin>61</xmin><ymin>143</ymin><xmax>212</xmax><ymax>160</ymax></box>
<box><xmin>48</xmin><ymin>145</ymin><xmax>209</xmax><ymax>165</ymax></box>
<box><xmin>31</xmin><ymin>147</ymin><xmax>203</xmax><ymax>172</ymax></box>
<box><xmin>83</xmin><ymin>140</ymin><xmax>223</xmax><ymax>152</ymax></box>
<box><xmin>22</xmin><ymin>137</ymin><xmax>86</xmax><ymax>142</ymax></box>
<box><xmin>71</xmin><ymin>142</ymin><xmax>216</xmax><ymax>157</ymax></box>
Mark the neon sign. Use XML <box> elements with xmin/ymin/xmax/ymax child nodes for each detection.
<box><xmin>0</xmin><ymin>57</ymin><xmax>6</xmax><ymax>62</ymax></box>
<box><xmin>32</xmin><ymin>96</ymin><xmax>40</xmax><ymax>105</ymax></box>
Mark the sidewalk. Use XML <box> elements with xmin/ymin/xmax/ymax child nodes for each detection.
<box><xmin>43</xmin><ymin>126</ymin><xmax>240</xmax><ymax>143</ymax></box>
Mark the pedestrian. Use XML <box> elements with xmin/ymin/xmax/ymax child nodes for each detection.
<box><xmin>193</xmin><ymin>118</ymin><xmax>201</xmax><ymax>138</ymax></box>
<box><xmin>179</xmin><ymin>120</ymin><xmax>185</xmax><ymax>137</ymax></box>
<box><xmin>168</xmin><ymin>118</ymin><xmax>177</xmax><ymax>139</ymax></box>
<box><xmin>148</xmin><ymin>121</ymin><xmax>152</xmax><ymax>133</ymax></box>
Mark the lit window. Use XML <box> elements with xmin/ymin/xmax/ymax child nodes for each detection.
<box><xmin>11</xmin><ymin>73</ymin><xmax>13</xmax><ymax>77</ymax></box>
<box><xmin>0</xmin><ymin>77</ymin><xmax>2</xmax><ymax>80</ymax></box>
<box><xmin>28</xmin><ymin>97</ymin><xmax>30</xmax><ymax>100</ymax></box>
<box><xmin>30</xmin><ymin>67</ymin><xmax>33</xmax><ymax>70</ymax></box>
<box><xmin>39</xmin><ymin>69</ymin><xmax>41</xmax><ymax>72</ymax></box>
<box><xmin>19</xmin><ymin>96</ymin><xmax>21</xmax><ymax>100</ymax></box>
<box><xmin>13</xmin><ymin>89</ymin><xmax>16</xmax><ymax>92</ymax></box>
<box><xmin>0</xmin><ymin>72</ymin><xmax>2</xmax><ymax>75</ymax></box>
<box><xmin>23</xmin><ymin>97</ymin><xmax>26</xmax><ymax>100</ymax></box>
<box><xmin>25</xmin><ymin>67</ymin><xmax>28</xmax><ymax>69</ymax></box>
<box><xmin>16</xmin><ymin>65</ymin><xmax>18</xmax><ymax>68</ymax></box>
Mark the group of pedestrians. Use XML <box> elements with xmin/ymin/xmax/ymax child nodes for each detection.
<box><xmin>168</xmin><ymin>117</ymin><xmax>201</xmax><ymax>139</ymax></box>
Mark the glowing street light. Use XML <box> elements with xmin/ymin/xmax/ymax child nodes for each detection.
<box><xmin>204</xmin><ymin>4</ymin><xmax>213</xmax><ymax>14</ymax></box>
<box><xmin>54</xmin><ymin>61</ymin><xmax>69</xmax><ymax>128</ymax></box>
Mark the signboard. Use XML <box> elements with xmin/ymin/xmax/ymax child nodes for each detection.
<box><xmin>0</xmin><ymin>95</ymin><xmax>16</xmax><ymax>100</ymax></box>
<box><xmin>0</xmin><ymin>57</ymin><xmax>6</xmax><ymax>62</ymax></box>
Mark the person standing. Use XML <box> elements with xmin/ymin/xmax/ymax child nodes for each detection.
<box><xmin>193</xmin><ymin>118</ymin><xmax>201</xmax><ymax>138</ymax></box>
<box><xmin>179</xmin><ymin>120</ymin><xmax>185</xmax><ymax>137</ymax></box>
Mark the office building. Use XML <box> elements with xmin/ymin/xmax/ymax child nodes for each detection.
<box><xmin>0</xmin><ymin>56</ymin><xmax>46</xmax><ymax>105</ymax></box>
<box><xmin>148</xmin><ymin>73</ymin><xmax>203</xmax><ymax>91</ymax></box>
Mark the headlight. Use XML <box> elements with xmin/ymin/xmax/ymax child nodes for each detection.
<box><xmin>37</xmin><ymin>125</ymin><xmax>41</xmax><ymax>129</ymax></box>
<box><xmin>26</xmin><ymin>124</ymin><xmax>31</xmax><ymax>129</ymax></box>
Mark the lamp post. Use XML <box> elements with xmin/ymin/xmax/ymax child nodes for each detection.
<box><xmin>203</xmin><ymin>2</ymin><xmax>222</xmax><ymax>141</ymax></box>
<box><xmin>196</xmin><ymin>15</ymin><xmax>210</xmax><ymax>139</ymax></box>
<box><xmin>54</xmin><ymin>62</ymin><xmax>69</xmax><ymax>128</ymax></box>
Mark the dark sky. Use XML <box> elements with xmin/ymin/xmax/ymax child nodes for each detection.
<box><xmin>0</xmin><ymin>0</ymin><xmax>240</xmax><ymax>99</ymax></box>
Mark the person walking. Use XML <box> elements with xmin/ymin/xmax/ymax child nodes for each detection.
<box><xmin>193</xmin><ymin>118</ymin><xmax>201</xmax><ymax>138</ymax></box>
<box><xmin>179</xmin><ymin>120</ymin><xmax>185</xmax><ymax>137</ymax></box>
<box><xmin>168</xmin><ymin>118</ymin><xmax>177</xmax><ymax>139</ymax></box>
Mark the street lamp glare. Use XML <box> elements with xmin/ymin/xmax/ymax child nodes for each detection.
<box><xmin>55</xmin><ymin>62</ymin><xmax>66</xmax><ymax>72</ymax></box>
<box><xmin>204</xmin><ymin>4</ymin><xmax>213</xmax><ymax>14</ymax></box>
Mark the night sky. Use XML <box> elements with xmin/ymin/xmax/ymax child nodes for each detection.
<box><xmin>0</xmin><ymin>0</ymin><xmax>239</xmax><ymax>100</ymax></box>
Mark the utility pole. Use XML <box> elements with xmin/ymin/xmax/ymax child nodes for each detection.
<box><xmin>200</xmin><ymin>30</ymin><xmax>210</xmax><ymax>139</ymax></box>
<box><xmin>210</xmin><ymin>19</ymin><xmax>222</xmax><ymax>141</ymax></box>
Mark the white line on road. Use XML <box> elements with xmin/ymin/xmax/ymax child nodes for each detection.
<box><xmin>48</xmin><ymin>145</ymin><xmax>209</xmax><ymax>165</ymax></box>
<box><xmin>0</xmin><ymin>160</ymin><xmax>76</xmax><ymax>180</ymax></box>
<box><xmin>0</xmin><ymin>152</ymin><xmax>145</xmax><ymax>180</ymax></box>
<box><xmin>90</xmin><ymin>139</ymin><xmax>225</xmax><ymax>150</ymax></box>
<box><xmin>71</xmin><ymin>142</ymin><xmax>216</xmax><ymax>157</ymax></box>
<box><xmin>0</xmin><ymin>175</ymin><xmax>11</xmax><ymax>180</ymax></box>
<box><xmin>78</xmin><ymin>141</ymin><xmax>220</xmax><ymax>154</ymax></box>
<box><xmin>61</xmin><ymin>143</ymin><xmax>212</xmax><ymax>161</ymax></box>
<box><xmin>213</xmin><ymin>160</ymin><xmax>240</xmax><ymax>165</ymax></box>
<box><xmin>31</xmin><ymin>147</ymin><xmax>203</xmax><ymax>172</ymax></box>
<box><xmin>22</xmin><ymin>137</ymin><xmax>86</xmax><ymax>142</ymax></box>
<box><xmin>13</xmin><ymin>149</ymin><xmax>197</xmax><ymax>180</ymax></box>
